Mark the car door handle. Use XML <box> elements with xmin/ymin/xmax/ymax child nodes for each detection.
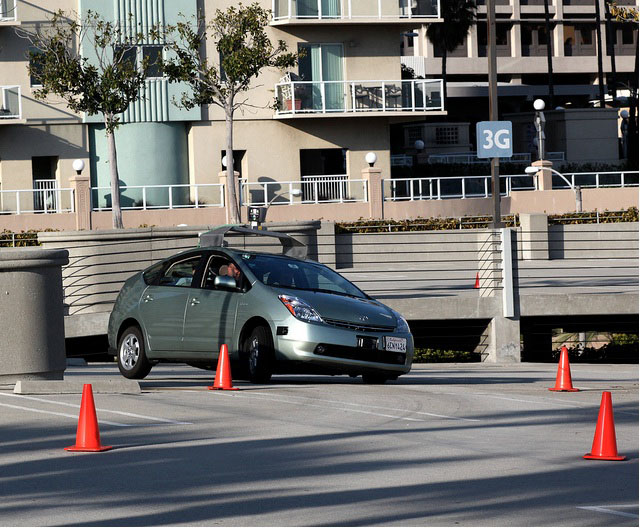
<box><xmin>143</xmin><ymin>294</ymin><xmax>153</xmax><ymax>303</ymax></box>
<box><xmin>190</xmin><ymin>298</ymin><xmax>200</xmax><ymax>306</ymax></box>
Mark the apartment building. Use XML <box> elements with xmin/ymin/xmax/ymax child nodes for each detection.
<box><xmin>402</xmin><ymin>0</ymin><xmax>638</xmax><ymax>117</ymax></box>
<box><xmin>0</xmin><ymin>0</ymin><xmax>446</xmax><ymax>216</ymax></box>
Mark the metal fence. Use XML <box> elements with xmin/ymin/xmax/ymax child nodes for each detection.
<box><xmin>384</xmin><ymin>174</ymin><xmax>536</xmax><ymax>201</ymax></box>
<box><xmin>0</xmin><ymin>187</ymin><xmax>74</xmax><ymax>214</ymax></box>
<box><xmin>91</xmin><ymin>183</ymin><xmax>225</xmax><ymax>211</ymax></box>
<box><xmin>242</xmin><ymin>177</ymin><xmax>368</xmax><ymax>205</ymax></box>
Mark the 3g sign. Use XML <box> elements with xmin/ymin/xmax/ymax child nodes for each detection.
<box><xmin>476</xmin><ymin>121</ymin><xmax>513</xmax><ymax>159</ymax></box>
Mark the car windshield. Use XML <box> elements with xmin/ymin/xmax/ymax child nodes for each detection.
<box><xmin>242</xmin><ymin>254</ymin><xmax>368</xmax><ymax>299</ymax></box>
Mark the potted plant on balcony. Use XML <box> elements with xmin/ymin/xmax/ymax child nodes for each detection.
<box><xmin>280</xmin><ymin>71</ymin><xmax>304</xmax><ymax>110</ymax></box>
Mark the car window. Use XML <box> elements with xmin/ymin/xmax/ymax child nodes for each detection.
<box><xmin>201</xmin><ymin>255</ymin><xmax>243</xmax><ymax>290</ymax></box>
<box><xmin>243</xmin><ymin>254</ymin><xmax>367</xmax><ymax>298</ymax></box>
<box><xmin>143</xmin><ymin>261</ymin><xmax>164</xmax><ymax>285</ymax></box>
<box><xmin>158</xmin><ymin>256</ymin><xmax>201</xmax><ymax>288</ymax></box>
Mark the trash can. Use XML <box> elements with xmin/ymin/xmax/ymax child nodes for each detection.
<box><xmin>0</xmin><ymin>247</ymin><xmax>69</xmax><ymax>383</ymax></box>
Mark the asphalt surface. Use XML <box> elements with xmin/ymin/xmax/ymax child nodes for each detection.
<box><xmin>0</xmin><ymin>362</ymin><xmax>638</xmax><ymax>526</ymax></box>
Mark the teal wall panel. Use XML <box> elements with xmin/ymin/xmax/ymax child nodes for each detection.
<box><xmin>89</xmin><ymin>122</ymin><xmax>190</xmax><ymax>208</ymax></box>
<box><xmin>80</xmin><ymin>0</ymin><xmax>200</xmax><ymax>124</ymax></box>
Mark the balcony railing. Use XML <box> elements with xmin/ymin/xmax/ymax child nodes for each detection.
<box><xmin>276</xmin><ymin>79</ymin><xmax>444</xmax><ymax>116</ymax></box>
<box><xmin>385</xmin><ymin>175</ymin><xmax>537</xmax><ymax>201</ymax></box>
<box><xmin>272</xmin><ymin>0</ymin><xmax>439</xmax><ymax>21</ymax></box>
<box><xmin>243</xmin><ymin>177</ymin><xmax>368</xmax><ymax>205</ymax></box>
<box><xmin>91</xmin><ymin>183</ymin><xmax>224</xmax><ymax>211</ymax></box>
<box><xmin>0</xmin><ymin>85</ymin><xmax>21</xmax><ymax>119</ymax></box>
<box><xmin>0</xmin><ymin>0</ymin><xmax>17</xmax><ymax>22</ymax></box>
<box><xmin>0</xmin><ymin>187</ymin><xmax>74</xmax><ymax>214</ymax></box>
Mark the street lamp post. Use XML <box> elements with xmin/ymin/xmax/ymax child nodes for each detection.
<box><xmin>248</xmin><ymin>187</ymin><xmax>302</xmax><ymax>229</ymax></box>
<box><xmin>533</xmin><ymin>98</ymin><xmax>546</xmax><ymax>161</ymax></box>
<box><xmin>525</xmin><ymin>165</ymin><xmax>582</xmax><ymax>212</ymax></box>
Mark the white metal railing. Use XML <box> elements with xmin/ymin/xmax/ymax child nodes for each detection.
<box><xmin>272</xmin><ymin>0</ymin><xmax>439</xmax><ymax>20</ymax></box>
<box><xmin>552</xmin><ymin>171</ymin><xmax>640</xmax><ymax>189</ymax></box>
<box><xmin>33</xmin><ymin>179</ymin><xmax>60</xmax><ymax>212</ymax></box>
<box><xmin>385</xmin><ymin>175</ymin><xmax>537</xmax><ymax>201</ymax></box>
<box><xmin>0</xmin><ymin>187</ymin><xmax>74</xmax><ymax>214</ymax></box>
<box><xmin>0</xmin><ymin>85</ymin><xmax>21</xmax><ymax>119</ymax></box>
<box><xmin>0</xmin><ymin>0</ymin><xmax>17</xmax><ymax>22</ymax></box>
<box><xmin>276</xmin><ymin>79</ymin><xmax>444</xmax><ymax>115</ymax></box>
<box><xmin>91</xmin><ymin>183</ymin><xmax>225</xmax><ymax>211</ymax></box>
<box><xmin>242</xmin><ymin>177</ymin><xmax>368</xmax><ymax>205</ymax></box>
<box><xmin>427</xmin><ymin>152</ymin><xmax>565</xmax><ymax>164</ymax></box>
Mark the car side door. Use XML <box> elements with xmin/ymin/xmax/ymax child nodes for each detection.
<box><xmin>138</xmin><ymin>253</ymin><xmax>204</xmax><ymax>356</ymax></box>
<box><xmin>182</xmin><ymin>253</ymin><xmax>242</xmax><ymax>359</ymax></box>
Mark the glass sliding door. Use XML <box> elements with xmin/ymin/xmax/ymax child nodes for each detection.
<box><xmin>296</xmin><ymin>0</ymin><xmax>341</xmax><ymax>18</ymax></box>
<box><xmin>298</xmin><ymin>43</ymin><xmax>344</xmax><ymax>112</ymax></box>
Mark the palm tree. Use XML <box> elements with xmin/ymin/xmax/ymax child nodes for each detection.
<box><xmin>426</xmin><ymin>0</ymin><xmax>476</xmax><ymax>105</ymax></box>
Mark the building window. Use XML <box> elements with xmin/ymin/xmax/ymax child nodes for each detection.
<box><xmin>434</xmin><ymin>38</ymin><xmax>468</xmax><ymax>58</ymax></box>
<box><xmin>220</xmin><ymin>150</ymin><xmax>245</xmax><ymax>177</ymax></box>
<box><xmin>564</xmin><ymin>24</ymin><xmax>596</xmax><ymax>56</ymax></box>
<box><xmin>613</xmin><ymin>23</ymin><xmax>637</xmax><ymax>56</ymax></box>
<box><xmin>478</xmin><ymin>22</ymin><xmax>512</xmax><ymax>57</ymax></box>
<box><xmin>29</xmin><ymin>49</ymin><xmax>44</xmax><ymax>87</ymax></box>
<box><xmin>435</xmin><ymin>126</ymin><xmax>459</xmax><ymax>145</ymax></box>
<box><xmin>521</xmin><ymin>23</ymin><xmax>553</xmax><ymax>57</ymax></box>
<box><xmin>114</xmin><ymin>44</ymin><xmax>163</xmax><ymax>79</ymax></box>
<box><xmin>407</xmin><ymin>126</ymin><xmax>423</xmax><ymax>143</ymax></box>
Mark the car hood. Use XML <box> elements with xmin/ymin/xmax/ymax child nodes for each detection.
<box><xmin>277</xmin><ymin>288</ymin><xmax>397</xmax><ymax>328</ymax></box>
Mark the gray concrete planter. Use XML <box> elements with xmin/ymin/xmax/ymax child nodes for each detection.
<box><xmin>0</xmin><ymin>248</ymin><xmax>69</xmax><ymax>382</ymax></box>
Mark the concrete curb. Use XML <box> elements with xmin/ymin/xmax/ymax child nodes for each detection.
<box><xmin>14</xmin><ymin>379</ymin><xmax>141</xmax><ymax>394</ymax></box>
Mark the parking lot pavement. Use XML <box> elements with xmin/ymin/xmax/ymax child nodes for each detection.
<box><xmin>0</xmin><ymin>362</ymin><xmax>637</xmax><ymax>526</ymax></box>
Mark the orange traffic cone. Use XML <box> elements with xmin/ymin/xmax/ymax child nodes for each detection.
<box><xmin>208</xmin><ymin>344</ymin><xmax>238</xmax><ymax>391</ymax></box>
<box><xmin>474</xmin><ymin>273</ymin><xmax>480</xmax><ymax>289</ymax></box>
<box><xmin>584</xmin><ymin>391</ymin><xmax>626</xmax><ymax>461</ymax></box>
<box><xmin>549</xmin><ymin>345</ymin><xmax>579</xmax><ymax>392</ymax></box>
<box><xmin>65</xmin><ymin>384</ymin><xmax>112</xmax><ymax>452</ymax></box>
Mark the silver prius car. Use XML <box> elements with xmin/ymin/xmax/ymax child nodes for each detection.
<box><xmin>108</xmin><ymin>229</ymin><xmax>414</xmax><ymax>384</ymax></box>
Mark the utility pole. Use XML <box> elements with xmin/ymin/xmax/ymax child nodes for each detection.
<box><xmin>595</xmin><ymin>0</ymin><xmax>606</xmax><ymax>107</ymax></box>
<box><xmin>487</xmin><ymin>0</ymin><xmax>502</xmax><ymax>227</ymax></box>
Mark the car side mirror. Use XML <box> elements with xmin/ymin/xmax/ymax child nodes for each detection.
<box><xmin>214</xmin><ymin>275</ymin><xmax>237</xmax><ymax>291</ymax></box>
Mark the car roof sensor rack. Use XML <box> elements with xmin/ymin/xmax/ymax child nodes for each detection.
<box><xmin>199</xmin><ymin>225</ymin><xmax>307</xmax><ymax>259</ymax></box>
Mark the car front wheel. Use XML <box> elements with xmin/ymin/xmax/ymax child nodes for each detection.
<box><xmin>117</xmin><ymin>326</ymin><xmax>152</xmax><ymax>379</ymax></box>
<box><xmin>246</xmin><ymin>325</ymin><xmax>274</xmax><ymax>384</ymax></box>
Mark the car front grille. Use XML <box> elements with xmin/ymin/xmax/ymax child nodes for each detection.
<box><xmin>314</xmin><ymin>344</ymin><xmax>406</xmax><ymax>365</ymax></box>
<box><xmin>323</xmin><ymin>317</ymin><xmax>395</xmax><ymax>333</ymax></box>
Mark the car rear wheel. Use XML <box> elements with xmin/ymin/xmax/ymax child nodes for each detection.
<box><xmin>246</xmin><ymin>325</ymin><xmax>273</xmax><ymax>384</ymax></box>
<box><xmin>362</xmin><ymin>373</ymin><xmax>388</xmax><ymax>384</ymax></box>
<box><xmin>117</xmin><ymin>326</ymin><xmax>152</xmax><ymax>379</ymax></box>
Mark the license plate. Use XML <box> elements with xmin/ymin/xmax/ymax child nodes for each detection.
<box><xmin>385</xmin><ymin>336</ymin><xmax>406</xmax><ymax>353</ymax></box>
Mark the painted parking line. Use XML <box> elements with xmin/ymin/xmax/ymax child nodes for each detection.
<box><xmin>577</xmin><ymin>505</ymin><xmax>639</xmax><ymax>519</ymax></box>
<box><xmin>0</xmin><ymin>401</ymin><xmax>130</xmax><ymax>427</ymax></box>
<box><xmin>249</xmin><ymin>391</ymin><xmax>480</xmax><ymax>422</ymax></box>
<box><xmin>0</xmin><ymin>392</ymin><xmax>191</xmax><ymax>426</ymax></box>
<box><xmin>213</xmin><ymin>391</ymin><xmax>476</xmax><ymax>423</ymax></box>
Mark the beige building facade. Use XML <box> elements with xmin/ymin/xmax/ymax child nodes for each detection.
<box><xmin>0</xmin><ymin>0</ymin><xmax>450</xmax><ymax>224</ymax></box>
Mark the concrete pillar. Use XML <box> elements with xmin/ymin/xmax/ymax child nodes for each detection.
<box><xmin>219</xmin><ymin>171</ymin><xmax>241</xmax><ymax>224</ymax></box>
<box><xmin>484</xmin><ymin>316</ymin><xmax>521</xmax><ymax>363</ymax></box>
<box><xmin>362</xmin><ymin>167</ymin><xmax>383</xmax><ymax>220</ymax></box>
<box><xmin>0</xmin><ymin>248</ymin><xmax>69</xmax><ymax>383</ymax></box>
<box><xmin>316</xmin><ymin>221</ymin><xmax>337</xmax><ymax>267</ymax></box>
<box><xmin>70</xmin><ymin>174</ymin><xmax>91</xmax><ymax>230</ymax></box>
<box><xmin>532</xmin><ymin>159</ymin><xmax>554</xmax><ymax>190</ymax></box>
<box><xmin>520</xmin><ymin>213</ymin><xmax>549</xmax><ymax>260</ymax></box>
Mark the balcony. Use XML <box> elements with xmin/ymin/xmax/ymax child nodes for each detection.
<box><xmin>0</xmin><ymin>0</ymin><xmax>17</xmax><ymax>24</ymax></box>
<box><xmin>0</xmin><ymin>86</ymin><xmax>21</xmax><ymax>121</ymax></box>
<box><xmin>271</xmin><ymin>0</ymin><xmax>440</xmax><ymax>24</ymax></box>
<box><xmin>275</xmin><ymin>79</ymin><xmax>444</xmax><ymax>117</ymax></box>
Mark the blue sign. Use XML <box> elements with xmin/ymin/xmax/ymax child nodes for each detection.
<box><xmin>476</xmin><ymin>121</ymin><xmax>513</xmax><ymax>159</ymax></box>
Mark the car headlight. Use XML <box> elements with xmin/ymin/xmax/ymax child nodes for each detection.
<box><xmin>393</xmin><ymin>311</ymin><xmax>410</xmax><ymax>333</ymax></box>
<box><xmin>278</xmin><ymin>295</ymin><xmax>323</xmax><ymax>323</ymax></box>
